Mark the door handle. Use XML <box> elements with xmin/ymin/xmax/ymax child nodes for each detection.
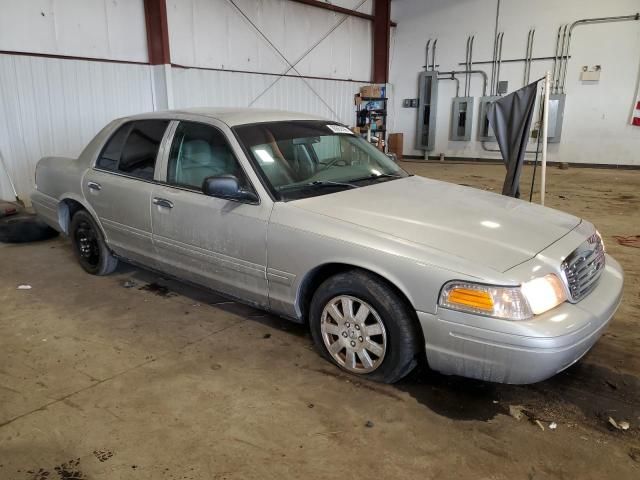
<box><xmin>153</xmin><ymin>197</ymin><xmax>174</xmax><ymax>209</ymax></box>
<box><xmin>87</xmin><ymin>181</ymin><xmax>101</xmax><ymax>191</ymax></box>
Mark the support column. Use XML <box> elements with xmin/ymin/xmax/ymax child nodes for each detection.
<box><xmin>372</xmin><ymin>0</ymin><xmax>391</xmax><ymax>84</ymax></box>
<box><xmin>144</xmin><ymin>0</ymin><xmax>173</xmax><ymax>110</ymax></box>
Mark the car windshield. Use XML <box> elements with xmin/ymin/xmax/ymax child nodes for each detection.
<box><xmin>233</xmin><ymin>121</ymin><xmax>408</xmax><ymax>200</ymax></box>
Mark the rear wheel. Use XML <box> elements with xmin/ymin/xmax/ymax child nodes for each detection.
<box><xmin>309</xmin><ymin>270</ymin><xmax>421</xmax><ymax>383</ymax></box>
<box><xmin>69</xmin><ymin>210</ymin><xmax>117</xmax><ymax>275</ymax></box>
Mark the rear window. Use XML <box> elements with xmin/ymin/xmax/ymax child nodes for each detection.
<box><xmin>96</xmin><ymin>120</ymin><xmax>169</xmax><ymax>180</ymax></box>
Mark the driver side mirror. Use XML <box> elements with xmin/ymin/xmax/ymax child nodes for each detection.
<box><xmin>202</xmin><ymin>175</ymin><xmax>259</xmax><ymax>203</ymax></box>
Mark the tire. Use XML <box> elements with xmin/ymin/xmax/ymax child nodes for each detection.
<box><xmin>0</xmin><ymin>213</ymin><xmax>59</xmax><ymax>243</ymax></box>
<box><xmin>309</xmin><ymin>270</ymin><xmax>422</xmax><ymax>384</ymax></box>
<box><xmin>69</xmin><ymin>210</ymin><xmax>118</xmax><ymax>275</ymax></box>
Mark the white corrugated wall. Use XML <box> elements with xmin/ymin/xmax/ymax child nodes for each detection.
<box><xmin>0</xmin><ymin>0</ymin><xmax>152</xmax><ymax>201</ymax></box>
<box><xmin>0</xmin><ymin>55</ymin><xmax>154</xmax><ymax>202</ymax></box>
<box><xmin>167</xmin><ymin>0</ymin><xmax>373</xmax><ymax>80</ymax></box>
<box><xmin>0</xmin><ymin>0</ymin><xmax>148</xmax><ymax>62</ymax></box>
<box><xmin>0</xmin><ymin>0</ymin><xmax>374</xmax><ymax>201</ymax></box>
<box><xmin>168</xmin><ymin>0</ymin><xmax>372</xmax><ymax>130</ymax></box>
<box><xmin>172</xmin><ymin>67</ymin><xmax>367</xmax><ymax>125</ymax></box>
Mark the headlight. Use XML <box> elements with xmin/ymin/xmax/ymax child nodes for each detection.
<box><xmin>439</xmin><ymin>274</ymin><xmax>567</xmax><ymax>320</ymax></box>
<box><xmin>439</xmin><ymin>281</ymin><xmax>533</xmax><ymax>320</ymax></box>
<box><xmin>520</xmin><ymin>274</ymin><xmax>567</xmax><ymax>315</ymax></box>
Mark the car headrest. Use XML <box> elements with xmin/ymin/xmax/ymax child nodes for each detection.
<box><xmin>183</xmin><ymin>140</ymin><xmax>213</xmax><ymax>164</ymax></box>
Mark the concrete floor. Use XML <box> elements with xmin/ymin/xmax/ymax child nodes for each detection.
<box><xmin>1</xmin><ymin>163</ymin><xmax>639</xmax><ymax>479</ymax></box>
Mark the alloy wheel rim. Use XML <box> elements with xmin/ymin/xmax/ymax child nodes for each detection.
<box><xmin>320</xmin><ymin>295</ymin><xmax>387</xmax><ymax>374</ymax></box>
<box><xmin>75</xmin><ymin>220</ymin><xmax>100</xmax><ymax>267</ymax></box>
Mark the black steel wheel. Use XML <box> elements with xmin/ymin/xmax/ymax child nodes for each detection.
<box><xmin>69</xmin><ymin>210</ymin><xmax>118</xmax><ymax>275</ymax></box>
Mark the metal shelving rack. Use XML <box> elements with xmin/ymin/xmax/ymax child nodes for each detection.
<box><xmin>355</xmin><ymin>97</ymin><xmax>388</xmax><ymax>150</ymax></box>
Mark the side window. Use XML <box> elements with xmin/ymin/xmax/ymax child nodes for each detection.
<box><xmin>96</xmin><ymin>124</ymin><xmax>129</xmax><ymax>171</ymax></box>
<box><xmin>167</xmin><ymin>122</ymin><xmax>247</xmax><ymax>190</ymax></box>
<box><xmin>96</xmin><ymin>120</ymin><xmax>169</xmax><ymax>180</ymax></box>
<box><xmin>118</xmin><ymin>120</ymin><xmax>169</xmax><ymax>180</ymax></box>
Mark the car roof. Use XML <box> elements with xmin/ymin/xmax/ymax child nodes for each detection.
<box><xmin>126</xmin><ymin>107</ymin><xmax>330</xmax><ymax>127</ymax></box>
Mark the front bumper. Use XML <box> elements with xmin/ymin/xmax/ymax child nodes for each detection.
<box><xmin>418</xmin><ymin>254</ymin><xmax>624</xmax><ymax>384</ymax></box>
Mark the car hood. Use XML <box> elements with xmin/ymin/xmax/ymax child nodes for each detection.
<box><xmin>290</xmin><ymin>175</ymin><xmax>581</xmax><ymax>272</ymax></box>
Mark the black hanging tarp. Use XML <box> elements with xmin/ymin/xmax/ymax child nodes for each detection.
<box><xmin>487</xmin><ymin>82</ymin><xmax>538</xmax><ymax>198</ymax></box>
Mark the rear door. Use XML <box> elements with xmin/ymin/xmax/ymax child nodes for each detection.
<box><xmin>150</xmin><ymin>120</ymin><xmax>271</xmax><ymax>307</ymax></box>
<box><xmin>83</xmin><ymin>119</ymin><xmax>170</xmax><ymax>265</ymax></box>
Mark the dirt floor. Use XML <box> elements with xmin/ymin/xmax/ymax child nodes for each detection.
<box><xmin>0</xmin><ymin>163</ymin><xmax>639</xmax><ymax>479</ymax></box>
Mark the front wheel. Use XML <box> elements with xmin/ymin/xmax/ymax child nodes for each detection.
<box><xmin>309</xmin><ymin>270</ymin><xmax>422</xmax><ymax>383</ymax></box>
<box><xmin>69</xmin><ymin>210</ymin><xmax>118</xmax><ymax>275</ymax></box>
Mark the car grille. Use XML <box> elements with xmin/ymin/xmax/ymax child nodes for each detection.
<box><xmin>561</xmin><ymin>233</ymin><xmax>605</xmax><ymax>302</ymax></box>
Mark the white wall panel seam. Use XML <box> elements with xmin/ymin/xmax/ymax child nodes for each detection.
<box><xmin>102</xmin><ymin>0</ymin><xmax>112</xmax><ymax>59</ymax></box>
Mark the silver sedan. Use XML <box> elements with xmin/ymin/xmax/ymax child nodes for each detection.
<box><xmin>32</xmin><ymin>108</ymin><xmax>624</xmax><ymax>384</ymax></box>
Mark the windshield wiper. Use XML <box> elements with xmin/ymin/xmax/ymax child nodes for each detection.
<box><xmin>279</xmin><ymin>180</ymin><xmax>359</xmax><ymax>192</ymax></box>
<box><xmin>347</xmin><ymin>173</ymin><xmax>405</xmax><ymax>183</ymax></box>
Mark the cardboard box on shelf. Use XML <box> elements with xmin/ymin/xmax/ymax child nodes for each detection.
<box><xmin>387</xmin><ymin>133</ymin><xmax>404</xmax><ymax>161</ymax></box>
<box><xmin>359</xmin><ymin>85</ymin><xmax>382</xmax><ymax>98</ymax></box>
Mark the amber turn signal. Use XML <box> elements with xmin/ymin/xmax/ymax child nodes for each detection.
<box><xmin>447</xmin><ymin>288</ymin><xmax>495</xmax><ymax>311</ymax></box>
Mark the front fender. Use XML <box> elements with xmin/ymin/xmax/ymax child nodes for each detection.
<box><xmin>293</xmin><ymin>258</ymin><xmax>423</xmax><ymax>319</ymax></box>
<box><xmin>267</xmin><ymin>204</ymin><xmax>500</xmax><ymax>319</ymax></box>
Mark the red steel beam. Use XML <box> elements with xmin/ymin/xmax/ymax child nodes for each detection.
<box><xmin>288</xmin><ymin>0</ymin><xmax>396</xmax><ymax>26</ymax></box>
<box><xmin>0</xmin><ymin>49</ymin><xmax>149</xmax><ymax>65</ymax></box>
<box><xmin>372</xmin><ymin>0</ymin><xmax>391</xmax><ymax>83</ymax></box>
<box><xmin>144</xmin><ymin>0</ymin><xmax>170</xmax><ymax>65</ymax></box>
<box><xmin>288</xmin><ymin>0</ymin><xmax>373</xmax><ymax>21</ymax></box>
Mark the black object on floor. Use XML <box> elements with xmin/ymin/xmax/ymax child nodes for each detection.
<box><xmin>0</xmin><ymin>213</ymin><xmax>59</xmax><ymax>243</ymax></box>
<box><xmin>0</xmin><ymin>201</ymin><xmax>18</xmax><ymax>218</ymax></box>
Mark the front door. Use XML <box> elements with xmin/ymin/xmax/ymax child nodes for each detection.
<box><xmin>83</xmin><ymin>119</ymin><xmax>170</xmax><ymax>265</ymax></box>
<box><xmin>150</xmin><ymin>120</ymin><xmax>270</xmax><ymax>307</ymax></box>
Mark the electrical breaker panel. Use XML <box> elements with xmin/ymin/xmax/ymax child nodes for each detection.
<box><xmin>477</xmin><ymin>95</ymin><xmax>500</xmax><ymax>142</ymax></box>
<box><xmin>450</xmin><ymin>96</ymin><xmax>474</xmax><ymax>141</ymax></box>
<box><xmin>547</xmin><ymin>94</ymin><xmax>565</xmax><ymax>143</ymax></box>
<box><xmin>415</xmin><ymin>71</ymin><xmax>438</xmax><ymax>151</ymax></box>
